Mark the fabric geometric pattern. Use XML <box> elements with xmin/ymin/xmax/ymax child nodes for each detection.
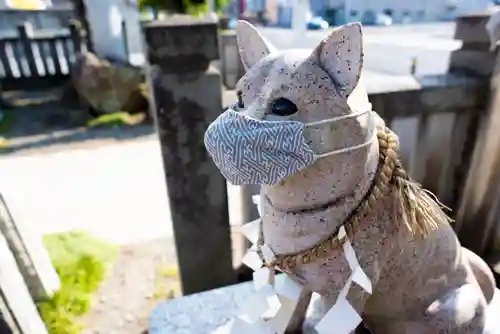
<box><xmin>204</xmin><ymin>109</ymin><xmax>317</xmax><ymax>185</ymax></box>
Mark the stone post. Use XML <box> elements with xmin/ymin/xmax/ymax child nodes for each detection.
<box><xmin>449</xmin><ymin>13</ymin><xmax>497</xmax><ymax>77</ymax></box>
<box><xmin>219</xmin><ymin>31</ymin><xmax>245</xmax><ymax>90</ymax></box>
<box><xmin>143</xmin><ymin>17</ymin><xmax>235</xmax><ymax>295</ymax></box>
<box><xmin>453</xmin><ymin>12</ymin><xmax>500</xmax><ymax>263</ymax></box>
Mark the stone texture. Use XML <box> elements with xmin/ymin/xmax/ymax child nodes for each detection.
<box><xmin>145</xmin><ymin>18</ymin><xmax>235</xmax><ymax>295</ymax></box>
<box><xmin>148</xmin><ymin>279</ymin><xmax>322</xmax><ymax>334</ymax></box>
<box><xmin>149</xmin><ymin>64</ymin><xmax>235</xmax><ymax>295</ymax></box>
<box><xmin>143</xmin><ymin>17</ymin><xmax>219</xmax><ymax>74</ymax></box>
<box><xmin>148</xmin><ymin>280</ymin><xmax>500</xmax><ymax>334</ymax></box>
<box><xmin>70</xmin><ymin>52</ymin><xmax>144</xmax><ymax>114</ymax></box>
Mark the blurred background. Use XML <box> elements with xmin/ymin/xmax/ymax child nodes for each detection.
<box><xmin>0</xmin><ymin>0</ymin><xmax>499</xmax><ymax>334</ymax></box>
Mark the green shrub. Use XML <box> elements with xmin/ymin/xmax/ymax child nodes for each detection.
<box><xmin>37</xmin><ymin>231</ymin><xmax>117</xmax><ymax>334</ymax></box>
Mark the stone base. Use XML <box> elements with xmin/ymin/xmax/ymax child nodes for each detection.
<box><xmin>149</xmin><ymin>281</ymin><xmax>500</xmax><ymax>334</ymax></box>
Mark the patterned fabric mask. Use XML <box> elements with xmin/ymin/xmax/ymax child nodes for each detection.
<box><xmin>204</xmin><ymin>106</ymin><xmax>376</xmax><ymax>185</ymax></box>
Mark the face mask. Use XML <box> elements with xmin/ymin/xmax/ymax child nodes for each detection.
<box><xmin>204</xmin><ymin>105</ymin><xmax>376</xmax><ymax>186</ymax></box>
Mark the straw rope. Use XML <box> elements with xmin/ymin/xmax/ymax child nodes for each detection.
<box><xmin>258</xmin><ymin>125</ymin><xmax>453</xmax><ymax>271</ymax></box>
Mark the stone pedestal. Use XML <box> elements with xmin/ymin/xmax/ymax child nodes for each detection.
<box><xmin>143</xmin><ymin>17</ymin><xmax>235</xmax><ymax>295</ymax></box>
<box><xmin>149</xmin><ymin>282</ymin><xmax>500</xmax><ymax>333</ymax></box>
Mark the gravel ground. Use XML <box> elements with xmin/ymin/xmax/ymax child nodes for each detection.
<box><xmin>79</xmin><ymin>230</ymin><xmax>245</xmax><ymax>334</ymax></box>
<box><xmin>80</xmin><ymin>237</ymin><xmax>180</xmax><ymax>334</ymax></box>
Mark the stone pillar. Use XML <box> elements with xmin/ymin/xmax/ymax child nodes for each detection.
<box><xmin>143</xmin><ymin>17</ymin><xmax>235</xmax><ymax>295</ymax></box>
<box><xmin>219</xmin><ymin>31</ymin><xmax>245</xmax><ymax>90</ymax></box>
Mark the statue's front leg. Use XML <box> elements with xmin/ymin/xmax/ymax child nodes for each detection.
<box><xmin>284</xmin><ymin>289</ymin><xmax>312</xmax><ymax>333</ymax></box>
<box><xmin>462</xmin><ymin>247</ymin><xmax>495</xmax><ymax>304</ymax></box>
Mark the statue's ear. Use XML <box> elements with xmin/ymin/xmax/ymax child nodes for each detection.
<box><xmin>236</xmin><ymin>20</ymin><xmax>277</xmax><ymax>70</ymax></box>
<box><xmin>312</xmin><ymin>22</ymin><xmax>364</xmax><ymax>98</ymax></box>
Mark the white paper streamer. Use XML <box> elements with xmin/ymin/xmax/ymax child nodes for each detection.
<box><xmin>242</xmin><ymin>249</ymin><xmax>263</xmax><ymax>270</ymax></box>
<box><xmin>253</xmin><ymin>267</ymin><xmax>273</xmax><ymax>291</ymax></box>
<box><xmin>240</xmin><ymin>285</ymin><xmax>281</xmax><ymax>322</ymax></box>
<box><xmin>261</xmin><ymin>243</ymin><xmax>277</xmax><ymax>264</ymax></box>
<box><xmin>219</xmin><ymin>195</ymin><xmax>373</xmax><ymax>334</ymax></box>
<box><xmin>343</xmin><ymin>240</ymin><xmax>372</xmax><ymax>294</ymax></box>
<box><xmin>240</xmin><ymin>219</ymin><xmax>261</xmax><ymax>245</ymax></box>
<box><xmin>315</xmin><ymin>297</ymin><xmax>362</xmax><ymax>334</ymax></box>
<box><xmin>352</xmin><ymin>266</ymin><xmax>372</xmax><ymax>294</ymax></box>
<box><xmin>338</xmin><ymin>225</ymin><xmax>347</xmax><ymax>241</ymax></box>
<box><xmin>267</xmin><ymin>293</ymin><xmax>303</xmax><ymax>333</ymax></box>
<box><xmin>316</xmin><ymin>261</ymin><xmax>359</xmax><ymax>334</ymax></box>
<box><xmin>274</xmin><ymin>274</ymin><xmax>303</xmax><ymax>301</ymax></box>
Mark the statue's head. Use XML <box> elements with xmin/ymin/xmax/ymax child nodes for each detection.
<box><xmin>235</xmin><ymin>20</ymin><xmax>373</xmax><ymax>156</ymax></box>
<box><xmin>205</xmin><ymin>21</ymin><xmax>378</xmax><ymax>201</ymax></box>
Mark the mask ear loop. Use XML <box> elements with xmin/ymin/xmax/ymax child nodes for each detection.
<box><xmin>305</xmin><ymin>105</ymin><xmax>373</xmax><ymax>128</ymax></box>
<box><xmin>316</xmin><ymin>110</ymin><xmax>377</xmax><ymax>158</ymax></box>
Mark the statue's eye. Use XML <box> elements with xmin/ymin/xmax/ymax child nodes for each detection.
<box><xmin>237</xmin><ymin>91</ymin><xmax>244</xmax><ymax>108</ymax></box>
<box><xmin>271</xmin><ymin>98</ymin><xmax>298</xmax><ymax>116</ymax></box>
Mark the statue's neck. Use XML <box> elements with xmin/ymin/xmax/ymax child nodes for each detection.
<box><xmin>259</xmin><ymin>143</ymin><xmax>379</xmax><ymax>254</ymax></box>
<box><xmin>261</xmin><ymin>143</ymin><xmax>379</xmax><ymax>213</ymax></box>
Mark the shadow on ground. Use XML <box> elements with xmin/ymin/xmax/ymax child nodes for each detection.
<box><xmin>0</xmin><ymin>87</ymin><xmax>155</xmax><ymax>155</ymax></box>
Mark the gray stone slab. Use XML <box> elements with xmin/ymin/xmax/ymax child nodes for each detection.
<box><xmin>149</xmin><ymin>280</ymin><xmax>500</xmax><ymax>334</ymax></box>
<box><xmin>148</xmin><ymin>279</ymin><xmax>324</xmax><ymax>334</ymax></box>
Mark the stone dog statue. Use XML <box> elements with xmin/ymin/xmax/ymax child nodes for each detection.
<box><xmin>204</xmin><ymin>21</ymin><xmax>499</xmax><ymax>333</ymax></box>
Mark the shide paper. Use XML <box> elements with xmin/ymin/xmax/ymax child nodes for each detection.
<box><xmin>213</xmin><ymin>196</ymin><xmax>372</xmax><ymax>334</ymax></box>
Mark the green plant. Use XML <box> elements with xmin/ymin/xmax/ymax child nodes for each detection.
<box><xmin>37</xmin><ymin>231</ymin><xmax>117</xmax><ymax>334</ymax></box>
<box><xmin>138</xmin><ymin>0</ymin><xmax>228</xmax><ymax>16</ymax></box>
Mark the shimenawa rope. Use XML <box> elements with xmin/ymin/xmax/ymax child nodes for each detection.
<box><xmin>257</xmin><ymin>125</ymin><xmax>453</xmax><ymax>271</ymax></box>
